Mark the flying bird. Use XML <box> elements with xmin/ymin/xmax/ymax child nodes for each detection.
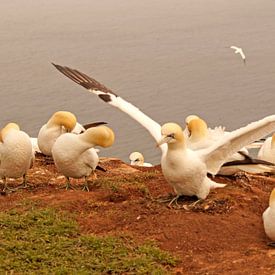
<box><xmin>230</xmin><ymin>46</ymin><xmax>246</xmax><ymax>64</ymax></box>
<box><xmin>52</xmin><ymin>63</ymin><xmax>275</xmax><ymax>206</ymax></box>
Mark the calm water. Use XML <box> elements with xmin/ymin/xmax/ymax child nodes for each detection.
<box><xmin>1</xmin><ymin>0</ymin><xmax>275</xmax><ymax>163</ymax></box>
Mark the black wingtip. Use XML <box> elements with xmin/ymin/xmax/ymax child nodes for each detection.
<box><xmin>83</xmin><ymin>122</ymin><xmax>108</xmax><ymax>130</ymax></box>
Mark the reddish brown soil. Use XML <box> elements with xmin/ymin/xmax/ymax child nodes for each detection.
<box><xmin>0</xmin><ymin>153</ymin><xmax>274</xmax><ymax>274</ymax></box>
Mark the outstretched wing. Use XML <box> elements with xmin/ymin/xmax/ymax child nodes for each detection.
<box><xmin>52</xmin><ymin>63</ymin><xmax>167</xmax><ymax>154</ymax></box>
<box><xmin>198</xmin><ymin>115</ymin><xmax>275</xmax><ymax>174</ymax></box>
<box><xmin>230</xmin><ymin>46</ymin><xmax>239</xmax><ymax>51</ymax></box>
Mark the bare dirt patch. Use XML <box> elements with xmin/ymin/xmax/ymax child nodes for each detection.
<box><xmin>0</xmin><ymin>153</ymin><xmax>274</xmax><ymax>274</ymax></box>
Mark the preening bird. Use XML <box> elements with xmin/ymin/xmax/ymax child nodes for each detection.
<box><xmin>230</xmin><ymin>45</ymin><xmax>246</xmax><ymax>64</ymax></box>
<box><xmin>37</xmin><ymin>111</ymin><xmax>77</xmax><ymax>156</ymax></box>
<box><xmin>262</xmin><ymin>188</ymin><xmax>275</xmax><ymax>246</ymax></box>
<box><xmin>52</xmin><ymin>63</ymin><xmax>275</xmax><ymax>205</ymax></box>
<box><xmin>0</xmin><ymin>123</ymin><xmax>33</xmax><ymax>191</ymax></box>
<box><xmin>52</xmin><ymin>125</ymin><xmax>115</xmax><ymax>191</ymax></box>
<box><xmin>129</xmin><ymin>152</ymin><xmax>153</xmax><ymax>167</ymax></box>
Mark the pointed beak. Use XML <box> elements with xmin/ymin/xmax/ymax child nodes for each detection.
<box><xmin>156</xmin><ymin>135</ymin><xmax>173</xmax><ymax>147</ymax></box>
<box><xmin>183</xmin><ymin>127</ymin><xmax>190</xmax><ymax>138</ymax></box>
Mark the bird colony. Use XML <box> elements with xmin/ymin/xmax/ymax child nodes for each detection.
<box><xmin>0</xmin><ymin>58</ymin><xmax>274</xmax><ymax>247</ymax></box>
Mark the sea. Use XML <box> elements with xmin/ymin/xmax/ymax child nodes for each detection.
<box><xmin>1</xmin><ymin>0</ymin><xmax>275</xmax><ymax>163</ymax></box>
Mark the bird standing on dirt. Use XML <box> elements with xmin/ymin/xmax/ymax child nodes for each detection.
<box><xmin>52</xmin><ymin>125</ymin><xmax>115</xmax><ymax>191</ymax></box>
<box><xmin>52</xmin><ymin>63</ymin><xmax>275</xmax><ymax>206</ymax></box>
<box><xmin>37</xmin><ymin>111</ymin><xmax>77</xmax><ymax>156</ymax></box>
<box><xmin>262</xmin><ymin>188</ymin><xmax>275</xmax><ymax>246</ymax></box>
<box><xmin>0</xmin><ymin>123</ymin><xmax>33</xmax><ymax>191</ymax></box>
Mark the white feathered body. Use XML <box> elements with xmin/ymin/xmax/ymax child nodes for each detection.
<box><xmin>161</xmin><ymin>148</ymin><xmax>219</xmax><ymax>199</ymax></box>
<box><xmin>263</xmin><ymin>206</ymin><xmax>275</xmax><ymax>241</ymax></box>
<box><xmin>258</xmin><ymin>137</ymin><xmax>275</xmax><ymax>163</ymax></box>
<box><xmin>38</xmin><ymin>124</ymin><xmax>66</xmax><ymax>156</ymax></box>
<box><xmin>0</xmin><ymin>129</ymin><xmax>33</xmax><ymax>179</ymax></box>
<box><xmin>52</xmin><ymin>133</ymin><xmax>98</xmax><ymax>178</ymax></box>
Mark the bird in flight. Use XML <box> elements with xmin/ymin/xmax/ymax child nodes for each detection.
<box><xmin>230</xmin><ymin>46</ymin><xmax>246</xmax><ymax>64</ymax></box>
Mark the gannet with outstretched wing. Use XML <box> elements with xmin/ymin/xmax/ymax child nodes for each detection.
<box><xmin>52</xmin><ymin>63</ymin><xmax>275</xmax><ymax>202</ymax></box>
<box><xmin>230</xmin><ymin>46</ymin><xmax>246</xmax><ymax>64</ymax></box>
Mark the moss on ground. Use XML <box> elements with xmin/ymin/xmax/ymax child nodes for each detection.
<box><xmin>0</xmin><ymin>208</ymin><xmax>177</xmax><ymax>274</ymax></box>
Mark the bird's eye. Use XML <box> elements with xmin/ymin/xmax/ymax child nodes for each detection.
<box><xmin>135</xmin><ymin>158</ymin><xmax>140</xmax><ymax>162</ymax></box>
<box><xmin>167</xmin><ymin>133</ymin><xmax>175</xmax><ymax>139</ymax></box>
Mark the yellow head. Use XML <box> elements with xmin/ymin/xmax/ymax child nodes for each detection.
<box><xmin>0</xmin><ymin>122</ymin><xmax>20</xmax><ymax>142</ymax></box>
<box><xmin>186</xmin><ymin>117</ymin><xmax>208</xmax><ymax>141</ymax></box>
<box><xmin>129</xmin><ymin>152</ymin><xmax>144</xmax><ymax>165</ymax></box>
<box><xmin>269</xmin><ymin>188</ymin><xmax>275</xmax><ymax>207</ymax></box>
<box><xmin>158</xmin><ymin>122</ymin><xmax>184</xmax><ymax>148</ymax></box>
<box><xmin>271</xmin><ymin>133</ymin><xmax>275</xmax><ymax>149</ymax></box>
<box><xmin>82</xmin><ymin>125</ymin><xmax>115</xmax><ymax>148</ymax></box>
<box><xmin>47</xmin><ymin>111</ymin><xmax>77</xmax><ymax>131</ymax></box>
<box><xmin>185</xmin><ymin>114</ymin><xmax>200</xmax><ymax>124</ymax></box>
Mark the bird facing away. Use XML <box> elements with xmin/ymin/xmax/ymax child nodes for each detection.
<box><xmin>262</xmin><ymin>188</ymin><xmax>275</xmax><ymax>246</ymax></box>
<box><xmin>0</xmin><ymin>123</ymin><xmax>33</xmax><ymax>191</ymax></box>
<box><xmin>52</xmin><ymin>125</ymin><xmax>115</xmax><ymax>191</ymax></box>
<box><xmin>230</xmin><ymin>46</ymin><xmax>246</xmax><ymax>64</ymax></box>
<box><xmin>129</xmin><ymin>152</ymin><xmax>153</xmax><ymax>167</ymax></box>
<box><xmin>257</xmin><ymin>134</ymin><xmax>275</xmax><ymax>164</ymax></box>
<box><xmin>52</xmin><ymin>63</ymin><xmax>275</xmax><ymax>204</ymax></box>
<box><xmin>37</xmin><ymin>111</ymin><xmax>77</xmax><ymax>156</ymax></box>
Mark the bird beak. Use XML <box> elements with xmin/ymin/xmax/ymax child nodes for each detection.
<box><xmin>157</xmin><ymin>135</ymin><xmax>173</xmax><ymax>147</ymax></box>
<box><xmin>130</xmin><ymin>160</ymin><xmax>135</xmax><ymax>165</ymax></box>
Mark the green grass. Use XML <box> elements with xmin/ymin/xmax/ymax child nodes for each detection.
<box><xmin>0</xmin><ymin>208</ymin><xmax>177</xmax><ymax>274</ymax></box>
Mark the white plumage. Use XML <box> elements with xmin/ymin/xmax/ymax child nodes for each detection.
<box><xmin>52</xmin><ymin>64</ymin><xmax>275</xmax><ymax>201</ymax></box>
<box><xmin>52</xmin><ymin>125</ymin><xmax>114</xmax><ymax>191</ymax></box>
<box><xmin>262</xmin><ymin>188</ymin><xmax>275</xmax><ymax>243</ymax></box>
<box><xmin>0</xmin><ymin>123</ymin><xmax>33</xmax><ymax>191</ymax></box>
<box><xmin>129</xmin><ymin>152</ymin><xmax>153</xmax><ymax>167</ymax></box>
<box><xmin>257</xmin><ymin>134</ymin><xmax>275</xmax><ymax>164</ymax></box>
<box><xmin>230</xmin><ymin>45</ymin><xmax>246</xmax><ymax>64</ymax></box>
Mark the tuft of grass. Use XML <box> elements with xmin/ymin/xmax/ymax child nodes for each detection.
<box><xmin>0</xmin><ymin>208</ymin><xmax>177</xmax><ymax>274</ymax></box>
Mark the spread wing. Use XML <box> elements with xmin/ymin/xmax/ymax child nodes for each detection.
<box><xmin>52</xmin><ymin>63</ymin><xmax>167</xmax><ymax>155</ymax></box>
<box><xmin>198</xmin><ymin>115</ymin><xmax>275</xmax><ymax>174</ymax></box>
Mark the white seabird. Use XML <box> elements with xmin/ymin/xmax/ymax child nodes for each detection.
<box><xmin>52</xmin><ymin>64</ymin><xmax>275</xmax><ymax>204</ymax></box>
<box><xmin>37</xmin><ymin>111</ymin><xmax>77</xmax><ymax>156</ymax></box>
<box><xmin>0</xmin><ymin>123</ymin><xmax>33</xmax><ymax>191</ymax></box>
<box><xmin>129</xmin><ymin>152</ymin><xmax>153</xmax><ymax>167</ymax></box>
<box><xmin>230</xmin><ymin>46</ymin><xmax>246</xmax><ymax>64</ymax></box>
<box><xmin>262</xmin><ymin>188</ymin><xmax>275</xmax><ymax>246</ymax></box>
<box><xmin>185</xmin><ymin>115</ymin><xmax>275</xmax><ymax>175</ymax></box>
<box><xmin>52</xmin><ymin>125</ymin><xmax>114</xmax><ymax>191</ymax></box>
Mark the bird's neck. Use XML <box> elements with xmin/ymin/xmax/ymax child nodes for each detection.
<box><xmin>167</xmin><ymin>140</ymin><xmax>186</xmax><ymax>151</ymax></box>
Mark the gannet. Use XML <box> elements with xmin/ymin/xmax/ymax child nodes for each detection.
<box><xmin>185</xmin><ymin>115</ymin><xmax>274</xmax><ymax>175</ymax></box>
<box><xmin>129</xmin><ymin>152</ymin><xmax>153</xmax><ymax>167</ymax></box>
<box><xmin>230</xmin><ymin>46</ymin><xmax>246</xmax><ymax>64</ymax></box>
<box><xmin>52</xmin><ymin>125</ymin><xmax>114</xmax><ymax>191</ymax></box>
<box><xmin>52</xmin><ymin>64</ymin><xmax>275</xmax><ymax>203</ymax></box>
<box><xmin>257</xmin><ymin>134</ymin><xmax>275</xmax><ymax>164</ymax></box>
<box><xmin>0</xmin><ymin>123</ymin><xmax>33</xmax><ymax>191</ymax></box>
<box><xmin>37</xmin><ymin>111</ymin><xmax>77</xmax><ymax>156</ymax></box>
<box><xmin>262</xmin><ymin>188</ymin><xmax>275</xmax><ymax>246</ymax></box>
